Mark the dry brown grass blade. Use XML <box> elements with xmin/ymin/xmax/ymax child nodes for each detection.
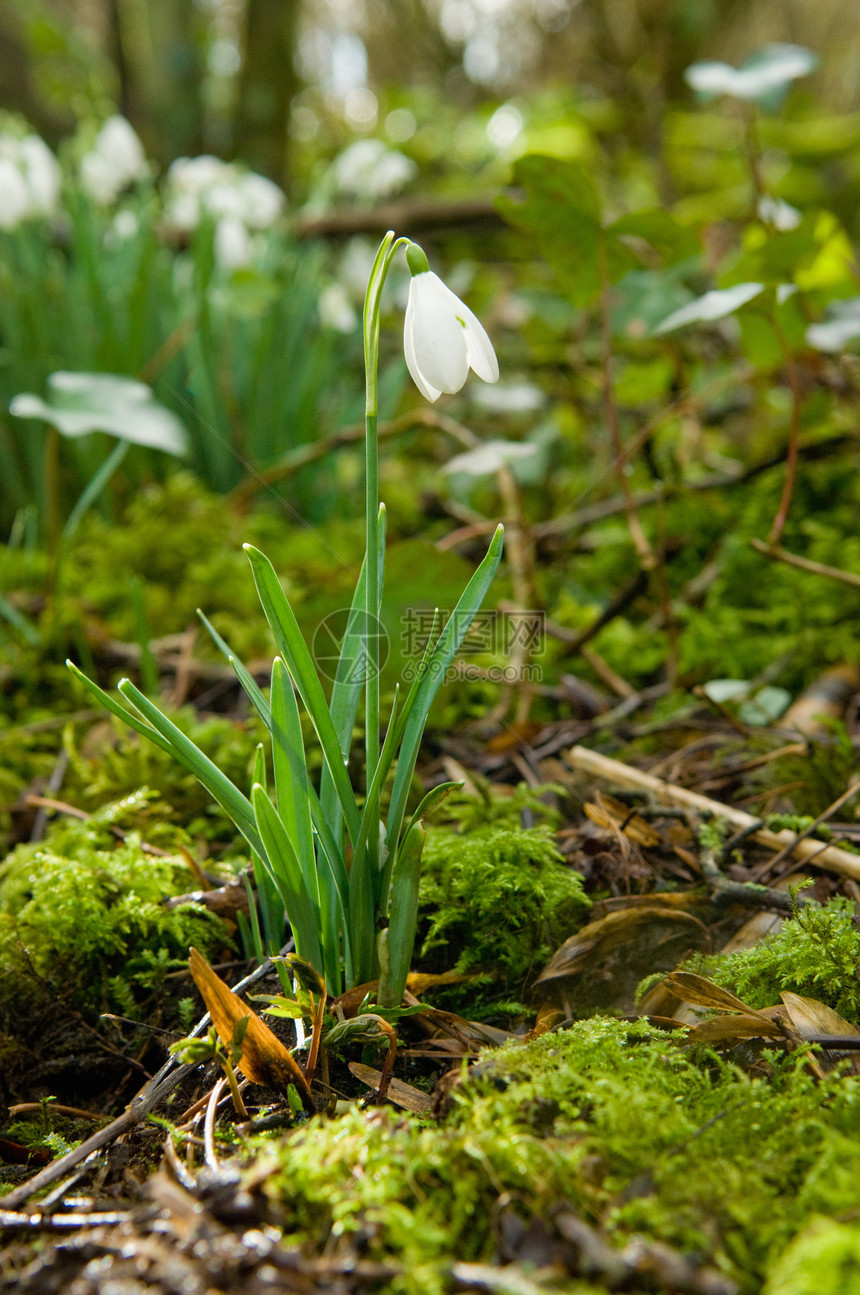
<box><xmin>188</xmin><ymin>948</ymin><xmax>315</xmax><ymax>1113</ymax></box>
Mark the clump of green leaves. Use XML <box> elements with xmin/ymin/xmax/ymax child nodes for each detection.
<box><xmin>416</xmin><ymin>807</ymin><xmax>590</xmax><ymax>1015</ymax></box>
<box><xmin>677</xmin><ymin>897</ymin><xmax>860</xmax><ymax>1019</ymax></box>
<box><xmin>0</xmin><ymin>802</ymin><xmax>229</xmax><ymax>1018</ymax></box>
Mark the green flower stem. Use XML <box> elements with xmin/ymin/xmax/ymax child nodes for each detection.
<box><xmin>362</xmin><ymin>232</ymin><xmax>408</xmax><ymax>876</ymax></box>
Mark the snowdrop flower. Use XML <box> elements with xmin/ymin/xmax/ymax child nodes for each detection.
<box><xmin>236</xmin><ymin>172</ymin><xmax>284</xmax><ymax>228</ymax></box>
<box><xmin>214</xmin><ymin>215</ymin><xmax>251</xmax><ymax>270</ymax></box>
<box><xmin>163</xmin><ymin>155</ymin><xmax>284</xmax><ymax>237</ymax></box>
<box><xmin>80</xmin><ymin>115</ymin><xmax>148</xmax><ymax>204</ymax></box>
<box><xmin>757</xmin><ymin>195</ymin><xmax>801</xmax><ymax>230</ymax></box>
<box><xmin>319</xmin><ymin>282</ymin><xmax>358</xmax><ymax>333</ymax></box>
<box><xmin>685</xmin><ymin>44</ymin><xmax>816</xmax><ymax>103</ymax></box>
<box><xmin>403</xmin><ymin>243</ymin><xmax>498</xmax><ymax>403</ymax></box>
<box><xmin>331</xmin><ymin>139</ymin><xmax>416</xmax><ymax>202</ymax></box>
<box><xmin>0</xmin><ymin>158</ymin><xmax>30</xmax><ymax>230</ymax></box>
<box><xmin>0</xmin><ymin>131</ymin><xmax>61</xmax><ymax>225</ymax></box>
<box><xmin>444</xmin><ymin>439</ymin><xmax>537</xmax><ymax>478</ymax></box>
<box><xmin>18</xmin><ymin>135</ymin><xmax>61</xmax><ymax>216</ymax></box>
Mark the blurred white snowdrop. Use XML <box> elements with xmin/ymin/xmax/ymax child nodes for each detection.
<box><xmin>16</xmin><ymin>135</ymin><xmax>61</xmax><ymax>216</ymax></box>
<box><xmin>0</xmin><ymin>131</ymin><xmax>61</xmax><ymax>226</ymax></box>
<box><xmin>213</xmin><ymin>215</ymin><xmax>252</xmax><ymax>271</ymax></box>
<box><xmin>330</xmin><ymin>139</ymin><xmax>416</xmax><ymax>203</ymax></box>
<box><xmin>165</xmin><ymin>155</ymin><xmax>285</xmax><ymax>230</ymax></box>
<box><xmin>757</xmin><ymin>195</ymin><xmax>802</xmax><ymax>230</ymax></box>
<box><xmin>0</xmin><ymin>158</ymin><xmax>30</xmax><ymax>230</ymax></box>
<box><xmin>112</xmin><ymin>209</ymin><xmax>139</xmax><ymax>241</ymax></box>
<box><xmin>685</xmin><ymin>44</ymin><xmax>817</xmax><ymax>104</ymax></box>
<box><xmin>443</xmin><ymin>439</ymin><xmax>537</xmax><ymax>478</ymax></box>
<box><xmin>318</xmin><ymin>281</ymin><xmax>358</xmax><ymax>333</ymax></box>
<box><xmin>164</xmin><ymin>154</ymin><xmax>285</xmax><ymax>270</ymax></box>
<box><xmin>79</xmin><ymin>116</ymin><xmax>149</xmax><ymax>205</ymax></box>
<box><xmin>654</xmin><ymin>283</ymin><xmax>765</xmax><ymax>334</ymax></box>
<box><xmin>403</xmin><ymin>243</ymin><xmax>499</xmax><ymax>403</ymax></box>
<box><xmin>806</xmin><ymin>299</ymin><xmax>860</xmax><ymax>353</ymax></box>
<box><xmin>486</xmin><ymin>103</ymin><xmax>524</xmax><ymax>152</ymax></box>
<box><xmin>469</xmin><ymin>380</ymin><xmax>544</xmax><ymax>413</ymax></box>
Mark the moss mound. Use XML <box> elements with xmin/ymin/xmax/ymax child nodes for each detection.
<box><xmin>253</xmin><ymin>1019</ymin><xmax>860</xmax><ymax>1294</ymax></box>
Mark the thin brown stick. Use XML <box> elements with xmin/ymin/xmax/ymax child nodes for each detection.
<box><xmin>766</xmin><ymin>317</ymin><xmax>803</xmax><ymax>546</ymax></box>
<box><xmin>750</xmin><ymin>537</ymin><xmax>860</xmax><ymax>589</ymax></box>
<box><xmin>228</xmin><ymin>407</ymin><xmax>477</xmax><ymax>508</ymax></box>
<box><xmin>599</xmin><ymin>237</ymin><xmax>654</xmax><ymax>568</ymax></box>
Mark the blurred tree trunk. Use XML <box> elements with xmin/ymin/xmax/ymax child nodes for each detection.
<box><xmin>110</xmin><ymin>0</ymin><xmax>205</xmax><ymax>162</ymax></box>
<box><xmin>234</xmin><ymin>0</ymin><xmax>300</xmax><ymax>189</ymax></box>
<box><xmin>0</xmin><ymin>9</ymin><xmax>75</xmax><ymax>142</ymax></box>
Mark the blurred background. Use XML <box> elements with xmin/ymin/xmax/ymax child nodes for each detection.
<box><xmin>0</xmin><ymin>0</ymin><xmax>855</xmax><ymax>190</ymax></box>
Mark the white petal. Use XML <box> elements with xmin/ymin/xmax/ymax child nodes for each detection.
<box><xmin>404</xmin><ymin>288</ymin><xmax>442</xmax><ymax>402</ymax></box>
<box><xmin>408</xmin><ymin>274</ymin><xmax>469</xmax><ymax>395</ymax></box>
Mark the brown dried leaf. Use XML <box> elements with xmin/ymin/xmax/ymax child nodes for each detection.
<box><xmin>778</xmin><ymin>992</ymin><xmax>860</xmax><ymax>1039</ymax></box>
<box><xmin>348</xmin><ymin>1063</ymin><xmax>432</xmax><ymax>1112</ymax></box>
<box><xmin>188</xmin><ymin>947</ymin><xmax>315</xmax><ymax>1113</ymax></box>
<box><xmin>687</xmin><ymin>1013</ymin><xmax>783</xmax><ymax>1043</ymax></box>
<box><xmin>584</xmin><ymin>793</ymin><xmax>662</xmax><ymax>847</ymax></box>
<box><xmin>535</xmin><ymin>908</ymin><xmax>704</xmax><ymax>985</ymax></box>
<box><xmin>662</xmin><ymin>971</ymin><xmax>774</xmax><ymax>1023</ymax></box>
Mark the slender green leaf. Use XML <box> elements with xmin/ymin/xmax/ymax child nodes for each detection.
<box><xmin>320</xmin><ymin>503</ymin><xmax>386</xmax><ymax>842</ymax></box>
<box><xmin>67</xmin><ymin>660</ymin><xmax>173</xmax><ymax>756</ymax></box>
<box><xmin>386</xmin><ymin>524</ymin><xmax>504</xmax><ymax>858</ymax></box>
<box><xmin>115</xmin><ymin>677</ymin><xmax>263</xmax><ymax>855</ymax></box>
<box><xmin>377</xmin><ymin>820</ymin><xmax>426</xmax><ymax>1009</ymax></box>
<box><xmin>348</xmin><ymin>686</ymin><xmax>402</xmax><ymax>983</ymax></box>
<box><xmin>197</xmin><ymin>609</ymin><xmax>271</xmax><ymax>727</ymax></box>
<box><xmin>252</xmin><ymin>783</ymin><xmax>322</xmax><ymax>973</ymax></box>
<box><xmin>244</xmin><ymin>544</ymin><xmax>360</xmax><ymax>845</ymax></box>
<box><xmin>270</xmin><ymin>657</ymin><xmax>317</xmax><ymax>894</ymax></box>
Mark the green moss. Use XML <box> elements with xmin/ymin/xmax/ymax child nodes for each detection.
<box><xmin>764</xmin><ymin>1219</ymin><xmax>860</xmax><ymax>1295</ymax></box>
<box><xmin>675</xmin><ymin>898</ymin><xmax>860</xmax><ymax>1019</ymax></box>
<box><xmin>255</xmin><ymin>1019</ymin><xmax>860</xmax><ymax>1295</ymax></box>
<box><xmin>416</xmin><ymin>812</ymin><xmax>590</xmax><ymax>1016</ymax></box>
<box><xmin>0</xmin><ymin>800</ymin><xmax>230</xmax><ymax>1018</ymax></box>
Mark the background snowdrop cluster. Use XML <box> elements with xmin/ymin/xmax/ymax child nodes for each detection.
<box><xmin>328</xmin><ymin>139</ymin><xmax>417</xmax><ymax>203</ymax></box>
<box><xmin>0</xmin><ymin>130</ymin><xmax>61</xmax><ymax>229</ymax></box>
<box><xmin>78</xmin><ymin>116</ymin><xmax>149</xmax><ymax>205</ymax></box>
<box><xmin>163</xmin><ymin>155</ymin><xmax>286</xmax><ymax>270</ymax></box>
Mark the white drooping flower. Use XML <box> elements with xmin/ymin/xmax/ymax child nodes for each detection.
<box><xmin>79</xmin><ymin>115</ymin><xmax>149</xmax><ymax>204</ymax></box>
<box><xmin>403</xmin><ymin>246</ymin><xmax>498</xmax><ymax>403</ymax></box>
<box><xmin>164</xmin><ymin>155</ymin><xmax>285</xmax><ymax>232</ymax></box>
<box><xmin>331</xmin><ymin>139</ymin><xmax>417</xmax><ymax>202</ymax></box>
<box><xmin>684</xmin><ymin>43</ymin><xmax>817</xmax><ymax>103</ymax></box>
<box><xmin>163</xmin><ymin>154</ymin><xmax>285</xmax><ymax>270</ymax></box>
<box><xmin>213</xmin><ymin>215</ymin><xmax>252</xmax><ymax>270</ymax></box>
<box><xmin>17</xmin><ymin>135</ymin><xmax>61</xmax><ymax>216</ymax></box>
<box><xmin>0</xmin><ymin>131</ymin><xmax>61</xmax><ymax>226</ymax></box>
<box><xmin>0</xmin><ymin>157</ymin><xmax>30</xmax><ymax>230</ymax></box>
